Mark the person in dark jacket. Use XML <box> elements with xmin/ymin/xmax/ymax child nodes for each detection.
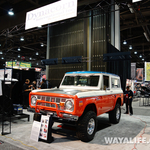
<box><xmin>22</xmin><ymin>79</ymin><xmax>31</xmax><ymax>108</ymax></box>
<box><xmin>124</xmin><ymin>86</ymin><xmax>133</xmax><ymax>115</ymax></box>
<box><xmin>40</xmin><ymin>78</ymin><xmax>47</xmax><ymax>89</ymax></box>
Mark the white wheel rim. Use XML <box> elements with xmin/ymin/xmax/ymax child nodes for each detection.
<box><xmin>116</xmin><ymin>108</ymin><xmax>120</xmax><ymax>120</ymax></box>
<box><xmin>87</xmin><ymin>118</ymin><xmax>95</xmax><ymax>135</ymax></box>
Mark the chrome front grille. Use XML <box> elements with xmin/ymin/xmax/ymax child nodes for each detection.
<box><xmin>37</xmin><ymin>96</ymin><xmax>64</xmax><ymax>108</ymax></box>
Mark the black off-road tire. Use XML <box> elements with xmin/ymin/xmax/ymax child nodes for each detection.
<box><xmin>76</xmin><ymin>111</ymin><xmax>97</xmax><ymax>142</ymax></box>
<box><xmin>109</xmin><ymin>103</ymin><xmax>121</xmax><ymax>124</ymax></box>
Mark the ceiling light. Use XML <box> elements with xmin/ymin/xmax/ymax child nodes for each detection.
<box><xmin>15</xmin><ymin>59</ymin><xmax>17</xmax><ymax>61</ymax></box>
<box><xmin>123</xmin><ymin>40</ymin><xmax>127</xmax><ymax>45</ymax></box>
<box><xmin>142</xmin><ymin>58</ymin><xmax>144</xmax><ymax>61</ymax></box>
<box><xmin>36</xmin><ymin>52</ymin><xmax>39</xmax><ymax>55</ymax></box>
<box><xmin>0</xmin><ymin>44</ymin><xmax>1</xmax><ymax>46</ymax></box>
<box><xmin>127</xmin><ymin>3</ymin><xmax>134</xmax><ymax>13</ymax></box>
<box><xmin>129</xmin><ymin>45</ymin><xmax>132</xmax><ymax>50</ymax></box>
<box><xmin>0</xmin><ymin>51</ymin><xmax>3</xmax><ymax>54</ymax></box>
<box><xmin>143</xmin><ymin>32</ymin><xmax>150</xmax><ymax>42</ymax></box>
<box><xmin>8</xmin><ymin>9</ymin><xmax>14</xmax><ymax>16</ymax></box>
<box><xmin>134</xmin><ymin>51</ymin><xmax>137</xmax><ymax>54</ymax></box>
<box><xmin>18</xmin><ymin>55</ymin><xmax>20</xmax><ymax>58</ymax></box>
<box><xmin>20</xmin><ymin>36</ymin><xmax>24</xmax><ymax>41</ymax></box>
<box><xmin>139</xmin><ymin>55</ymin><xmax>142</xmax><ymax>58</ymax></box>
<box><xmin>36</xmin><ymin>62</ymin><xmax>39</xmax><ymax>65</ymax></box>
<box><xmin>29</xmin><ymin>57</ymin><xmax>32</xmax><ymax>60</ymax></box>
<box><xmin>18</xmin><ymin>47</ymin><xmax>21</xmax><ymax>51</ymax></box>
<box><xmin>41</xmin><ymin>43</ymin><xmax>44</xmax><ymax>47</ymax></box>
<box><xmin>1</xmin><ymin>57</ymin><xmax>4</xmax><ymax>60</ymax></box>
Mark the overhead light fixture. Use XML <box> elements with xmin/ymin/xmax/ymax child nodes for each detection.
<box><xmin>36</xmin><ymin>52</ymin><xmax>39</xmax><ymax>55</ymax></box>
<box><xmin>15</xmin><ymin>59</ymin><xmax>17</xmax><ymax>61</ymax></box>
<box><xmin>18</xmin><ymin>55</ymin><xmax>20</xmax><ymax>58</ymax></box>
<box><xmin>20</xmin><ymin>36</ymin><xmax>24</xmax><ymax>41</ymax></box>
<box><xmin>134</xmin><ymin>51</ymin><xmax>137</xmax><ymax>54</ymax></box>
<box><xmin>123</xmin><ymin>40</ymin><xmax>127</xmax><ymax>45</ymax></box>
<box><xmin>41</xmin><ymin>43</ymin><xmax>44</xmax><ymax>47</ymax></box>
<box><xmin>8</xmin><ymin>8</ymin><xmax>14</xmax><ymax>16</ymax></box>
<box><xmin>127</xmin><ymin>3</ymin><xmax>134</xmax><ymax>13</ymax></box>
<box><xmin>142</xmin><ymin>58</ymin><xmax>144</xmax><ymax>61</ymax></box>
<box><xmin>0</xmin><ymin>44</ymin><xmax>1</xmax><ymax>46</ymax></box>
<box><xmin>0</xmin><ymin>51</ymin><xmax>3</xmax><ymax>54</ymax></box>
<box><xmin>36</xmin><ymin>62</ymin><xmax>39</xmax><ymax>65</ymax></box>
<box><xmin>1</xmin><ymin>57</ymin><xmax>4</xmax><ymax>60</ymax></box>
<box><xmin>143</xmin><ymin>32</ymin><xmax>150</xmax><ymax>42</ymax></box>
<box><xmin>18</xmin><ymin>47</ymin><xmax>21</xmax><ymax>51</ymax></box>
<box><xmin>29</xmin><ymin>57</ymin><xmax>32</xmax><ymax>60</ymax></box>
<box><xmin>139</xmin><ymin>55</ymin><xmax>142</xmax><ymax>58</ymax></box>
<box><xmin>129</xmin><ymin>45</ymin><xmax>132</xmax><ymax>50</ymax></box>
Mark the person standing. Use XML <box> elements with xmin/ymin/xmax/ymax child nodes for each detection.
<box><xmin>31</xmin><ymin>81</ymin><xmax>37</xmax><ymax>90</ymax></box>
<box><xmin>40</xmin><ymin>78</ymin><xmax>47</xmax><ymax>89</ymax></box>
<box><xmin>124</xmin><ymin>86</ymin><xmax>133</xmax><ymax>115</ymax></box>
<box><xmin>22</xmin><ymin>79</ymin><xmax>31</xmax><ymax>108</ymax></box>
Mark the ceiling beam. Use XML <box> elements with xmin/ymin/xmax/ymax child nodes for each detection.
<box><xmin>121</xmin><ymin>23</ymin><xmax>150</xmax><ymax>31</ymax></box>
<box><xmin>26</xmin><ymin>0</ymin><xmax>38</xmax><ymax>6</ymax></box>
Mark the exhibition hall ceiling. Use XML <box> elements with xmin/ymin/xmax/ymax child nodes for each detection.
<box><xmin>0</xmin><ymin>0</ymin><xmax>150</xmax><ymax>68</ymax></box>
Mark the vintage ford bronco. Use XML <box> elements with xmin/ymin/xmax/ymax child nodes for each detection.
<box><xmin>29</xmin><ymin>71</ymin><xmax>123</xmax><ymax>142</ymax></box>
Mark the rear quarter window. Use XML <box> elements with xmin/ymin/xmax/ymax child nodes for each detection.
<box><xmin>111</xmin><ymin>78</ymin><xmax>120</xmax><ymax>88</ymax></box>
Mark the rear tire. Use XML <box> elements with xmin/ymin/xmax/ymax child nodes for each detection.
<box><xmin>76</xmin><ymin>111</ymin><xmax>97</xmax><ymax>142</ymax></box>
<box><xmin>109</xmin><ymin>103</ymin><xmax>121</xmax><ymax>124</ymax></box>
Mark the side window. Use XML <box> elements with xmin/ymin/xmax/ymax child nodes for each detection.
<box><xmin>103</xmin><ymin>75</ymin><xmax>109</xmax><ymax>90</ymax></box>
<box><xmin>111</xmin><ymin>78</ymin><xmax>120</xmax><ymax>88</ymax></box>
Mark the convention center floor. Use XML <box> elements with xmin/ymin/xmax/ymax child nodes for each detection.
<box><xmin>0</xmin><ymin>98</ymin><xmax>150</xmax><ymax>150</ymax></box>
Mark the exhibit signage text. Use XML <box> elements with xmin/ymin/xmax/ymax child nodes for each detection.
<box><xmin>6</xmin><ymin>61</ymin><xmax>31</xmax><ymax>69</ymax></box>
<box><xmin>25</xmin><ymin>0</ymin><xmax>77</xmax><ymax>30</ymax></box>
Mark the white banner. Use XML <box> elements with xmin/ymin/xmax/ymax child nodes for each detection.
<box><xmin>132</xmin><ymin>0</ymin><xmax>142</xmax><ymax>3</ymax></box>
<box><xmin>0</xmin><ymin>69</ymin><xmax>12</xmax><ymax>79</ymax></box>
<box><xmin>25</xmin><ymin>0</ymin><xmax>77</xmax><ymax>30</ymax></box>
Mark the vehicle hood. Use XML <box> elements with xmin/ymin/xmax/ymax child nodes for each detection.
<box><xmin>31</xmin><ymin>88</ymin><xmax>90</xmax><ymax>96</ymax></box>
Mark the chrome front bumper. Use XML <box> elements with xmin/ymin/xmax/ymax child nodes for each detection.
<box><xmin>27</xmin><ymin>107</ymin><xmax>79</xmax><ymax>121</ymax></box>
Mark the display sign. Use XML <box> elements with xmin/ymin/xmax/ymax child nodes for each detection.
<box><xmin>136</xmin><ymin>68</ymin><xmax>143</xmax><ymax>81</ymax></box>
<box><xmin>30</xmin><ymin>121</ymin><xmax>41</xmax><ymax>142</ymax></box>
<box><xmin>25</xmin><ymin>0</ymin><xmax>77</xmax><ymax>30</ymax></box>
<box><xmin>20</xmin><ymin>62</ymin><xmax>31</xmax><ymax>68</ymax></box>
<box><xmin>0</xmin><ymin>69</ymin><xmax>12</xmax><ymax>79</ymax></box>
<box><xmin>39</xmin><ymin>115</ymin><xmax>50</xmax><ymax>140</ymax></box>
<box><xmin>132</xmin><ymin>0</ymin><xmax>142</xmax><ymax>3</ymax></box>
<box><xmin>6</xmin><ymin>61</ymin><xmax>31</xmax><ymax>69</ymax></box>
<box><xmin>6</xmin><ymin>61</ymin><xmax>20</xmax><ymax>68</ymax></box>
<box><xmin>145</xmin><ymin>62</ymin><xmax>150</xmax><ymax>81</ymax></box>
<box><xmin>131</xmin><ymin>63</ymin><xmax>136</xmax><ymax>80</ymax></box>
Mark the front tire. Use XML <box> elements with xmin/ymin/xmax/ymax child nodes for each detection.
<box><xmin>76</xmin><ymin>111</ymin><xmax>97</xmax><ymax>142</ymax></box>
<box><xmin>109</xmin><ymin>103</ymin><xmax>121</xmax><ymax>124</ymax></box>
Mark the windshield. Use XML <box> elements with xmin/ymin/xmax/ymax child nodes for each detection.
<box><xmin>62</xmin><ymin>75</ymin><xmax>100</xmax><ymax>87</ymax></box>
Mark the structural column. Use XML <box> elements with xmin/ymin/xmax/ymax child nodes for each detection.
<box><xmin>87</xmin><ymin>11</ymin><xmax>93</xmax><ymax>71</ymax></box>
<box><xmin>46</xmin><ymin>25</ymin><xmax>50</xmax><ymax>80</ymax></box>
<box><xmin>111</xmin><ymin>0</ymin><xmax>115</xmax><ymax>47</ymax></box>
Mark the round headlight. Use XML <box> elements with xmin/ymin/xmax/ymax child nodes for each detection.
<box><xmin>65</xmin><ymin>99</ymin><xmax>74</xmax><ymax>111</ymax></box>
<box><xmin>31</xmin><ymin>95</ymin><xmax>37</xmax><ymax>106</ymax></box>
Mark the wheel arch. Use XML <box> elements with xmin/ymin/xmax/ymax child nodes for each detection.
<box><xmin>116</xmin><ymin>97</ymin><xmax>121</xmax><ymax>106</ymax></box>
<box><xmin>83</xmin><ymin>103</ymin><xmax>97</xmax><ymax>116</ymax></box>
